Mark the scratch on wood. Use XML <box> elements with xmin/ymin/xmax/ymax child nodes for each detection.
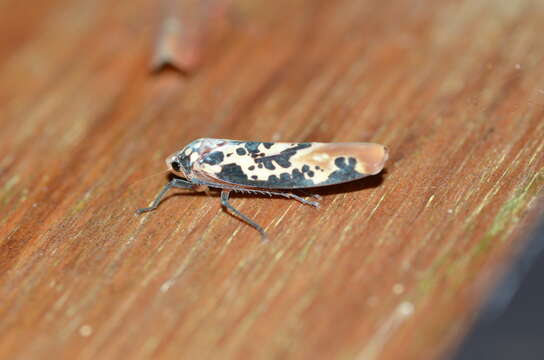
<box><xmin>356</xmin><ymin>301</ymin><xmax>415</xmax><ymax>360</ymax></box>
<box><xmin>218</xmin><ymin>226</ymin><xmax>241</xmax><ymax>254</ymax></box>
<box><xmin>69</xmin><ymin>190</ymin><xmax>93</xmax><ymax>216</ymax></box>
<box><xmin>220</xmin><ymin>276</ymin><xmax>287</xmax><ymax>355</ymax></box>
<box><xmin>297</xmin><ymin>236</ymin><xmax>316</xmax><ymax>262</ymax></box>
<box><xmin>424</xmin><ymin>194</ymin><xmax>436</xmax><ymax>209</ymax></box>
<box><xmin>487</xmin><ymin>169</ymin><xmax>543</xmax><ymax>238</ymax></box>
<box><xmin>271</xmin><ymin>202</ymin><xmax>294</xmax><ymax>227</ymax></box>
<box><xmin>1</xmin><ymin>175</ymin><xmax>20</xmax><ymax>205</ymax></box>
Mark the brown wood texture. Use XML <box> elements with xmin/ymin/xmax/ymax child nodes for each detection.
<box><xmin>1</xmin><ymin>0</ymin><xmax>544</xmax><ymax>359</ymax></box>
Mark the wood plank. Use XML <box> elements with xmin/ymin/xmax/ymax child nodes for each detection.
<box><xmin>1</xmin><ymin>0</ymin><xmax>543</xmax><ymax>359</ymax></box>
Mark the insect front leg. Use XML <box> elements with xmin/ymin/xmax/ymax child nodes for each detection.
<box><xmin>220</xmin><ymin>190</ymin><xmax>268</xmax><ymax>242</ymax></box>
<box><xmin>136</xmin><ymin>178</ymin><xmax>193</xmax><ymax>214</ymax></box>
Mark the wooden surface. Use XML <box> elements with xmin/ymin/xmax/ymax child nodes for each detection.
<box><xmin>1</xmin><ymin>0</ymin><xmax>544</xmax><ymax>359</ymax></box>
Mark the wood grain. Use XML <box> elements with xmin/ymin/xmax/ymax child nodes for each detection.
<box><xmin>1</xmin><ymin>0</ymin><xmax>543</xmax><ymax>359</ymax></box>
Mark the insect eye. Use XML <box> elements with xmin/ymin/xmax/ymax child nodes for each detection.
<box><xmin>171</xmin><ymin>161</ymin><xmax>181</xmax><ymax>172</ymax></box>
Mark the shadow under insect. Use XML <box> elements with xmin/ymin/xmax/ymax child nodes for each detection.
<box><xmin>138</xmin><ymin>171</ymin><xmax>386</xmax><ymax>241</ymax></box>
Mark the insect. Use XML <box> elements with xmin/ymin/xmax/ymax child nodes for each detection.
<box><xmin>136</xmin><ymin>138</ymin><xmax>388</xmax><ymax>240</ymax></box>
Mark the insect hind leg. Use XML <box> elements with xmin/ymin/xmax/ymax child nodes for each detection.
<box><xmin>191</xmin><ymin>178</ymin><xmax>320</xmax><ymax>207</ymax></box>
<box><xmin>297</xmin><ymin>189</ymin><xmax>322</xmax><ymax>201</ymax></box>
<box><xmin>220</xmin><ymin>190</ymin><xmax>268</xmax><ymax>241</ymax></box>
<box><xmin>136</xmin><ymin>178</ymin><xmax>193</xmax><ymax>214</ymax></box>
<box><xmin>240</xmin><ymin>189</ymin><xmax>320</xmax><ymax>208</ymax></box>
<box><xmin>276</xmin><ymin>191</ymin><xmax>320</xmax><ymax>207</ymax></box>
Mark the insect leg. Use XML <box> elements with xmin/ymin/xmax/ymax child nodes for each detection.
<box><xmin>220</xmin><ymin>190</ymin><xmax>268</xmax><ymax>241</ymax></box>
<box><xmin>191</xmin><ymin>179</ymin><xmax>320</xmax><ymax>207</ymax></box>
<box><xmin>136</xmin><ymin>178</ymin><xmax>193</xmax><ymax>214</ymax></box>
<box><xmin>297</xmin><ymin>189</ymin><xmax>322</xmax><ymax>201</ymax></box>
<box><xmin>261</xmin><ymin>190</ymin><xmax>320</xmax><ymax>208</ymax></box>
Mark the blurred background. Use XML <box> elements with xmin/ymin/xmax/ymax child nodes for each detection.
<box><xmin>1</xmin><ymin>0</ymin><xmax>543</xmax><ymax>359</ymax></box>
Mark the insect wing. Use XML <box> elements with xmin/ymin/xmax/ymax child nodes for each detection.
<box><xmin>301</xmin><ymin>142</ymin><xmax>388</xmax><ymax>186</ymax></box>
<box><xmin>194</xmin><ymin>141</ymin><xmax>388</xmax><ymax>189</ymax></box>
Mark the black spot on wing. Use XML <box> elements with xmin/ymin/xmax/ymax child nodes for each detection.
<box><xmin>254</xmin><ymin>143</ymin><xmax>312</xmax><ymax>170</ymax></box>
<box><xmin>318</xmin><ymin>156</ymin><xmax>364</xmax><ymax>186</ymax></box>
<box><xmin>280</xmin><ymin>173</ymin><xmax>291</xmax><ymax>181</ymax></box>
<box><xmin>236</xmin><ymin>147</ymin><xmax>246</xmax><ymax>155</ymax></box>
<box><xmin>334</xmin><ymin>156</ymin><xmax>357</xmax><ymax>169</ymax></box>
<box><xmin>215</xmin><ymin>164</ymin><xmax>249</xmax><ymax>184</ymax></box>
<box><xmin>202</xmin><ymin>151</ymin><xmax>224</xmax><ymax>165</ymax></box>
<box><xmin>263</xmin><ymin>142</ymin><xmax>274</xmax><ymax>149</ymax></box>
<box><xmin>244</xmin><ymin>142</ymin><xmax>261</xmax><ymax>154</ymax></box>
<box><xmin>257</xmin><ymin>157</ymin><xmax>286</xmax><ymax>169</ymax></box>
<box><xmin>264</xmin><ymin>172</ymin><xmax>315</xmax><ymax>188</ymax></box>
<box><xmin>251</xmin><ymin>152</ymin><xmax>265</xmax><ymax>159</ymax></box>
<box><xmin>291</xmin><ymin>168</ymin><xmax>304</xmax><ymax>181</ymax></box>
<box><xmin>214</xmin><ymin>163</ymin><xmax>315</xmax><ymax>189</ymax></box>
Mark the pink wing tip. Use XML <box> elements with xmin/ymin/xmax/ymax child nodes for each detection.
<box><xmin>360</xmin><ymin>143</ymin><xmax>389</xmax><ymax>175</ymax></box>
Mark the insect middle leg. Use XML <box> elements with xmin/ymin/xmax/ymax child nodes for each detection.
<box><xmin>220</xmin><ymin>190</ymin><xmax>268</xmax><ymax>241</ymax></box>
<box><xmin>136</xmin><ymin>178</ymin><xmax>193</xmax><ymax>214</ymax></box>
